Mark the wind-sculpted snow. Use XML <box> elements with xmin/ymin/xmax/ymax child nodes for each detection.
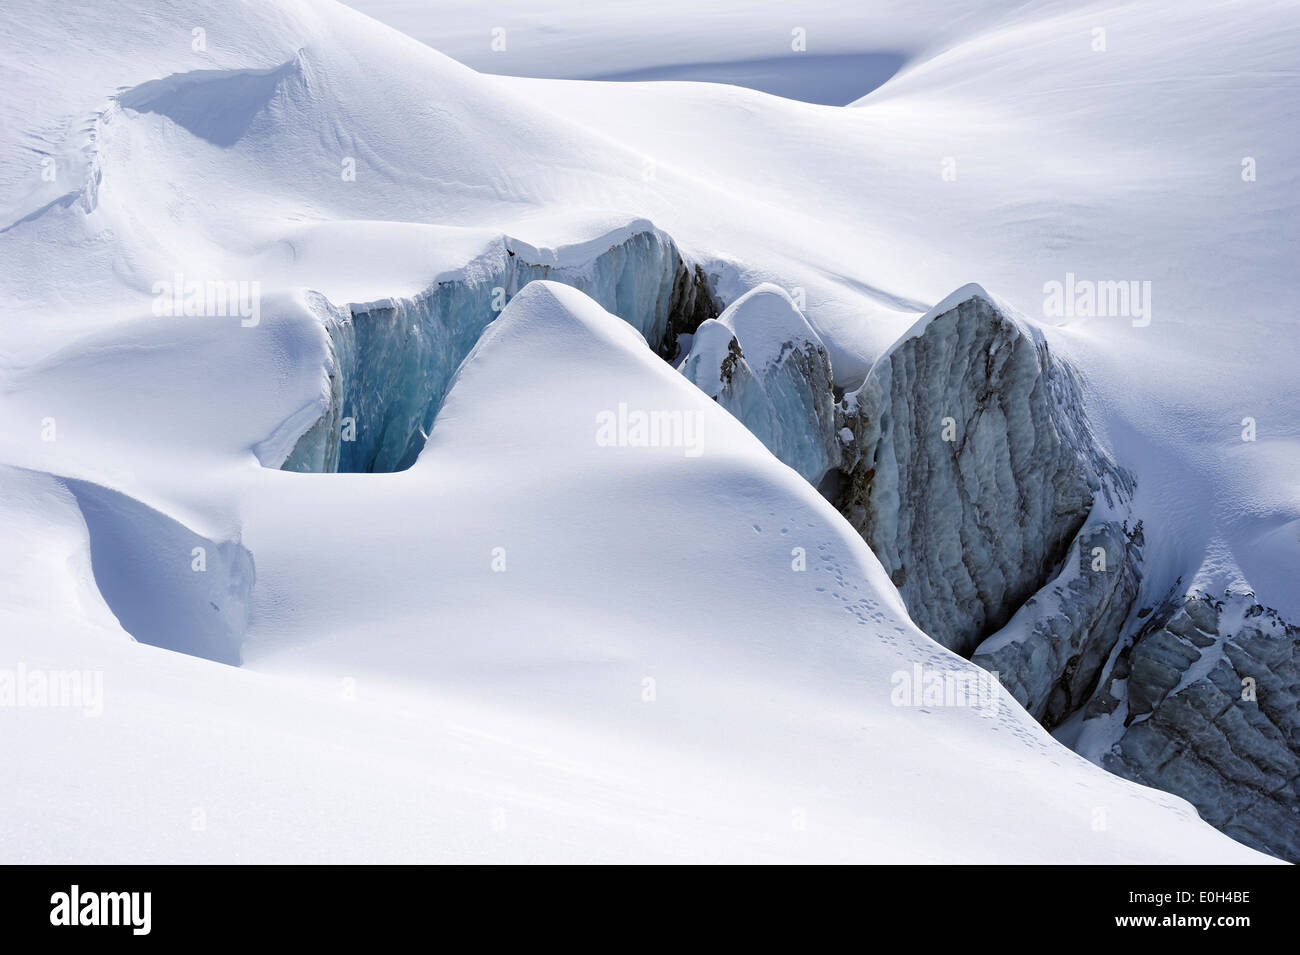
<box><xmin>679</xmin><ymin>284</ymin><xmax>838</xmax><ymax>485</ymax></box>
<box><xmin>116</xmin><ymin>57</ymin><xmax>303</xmax><ymax>147</ymax></box>
<box><xmin>64</xmin><ymin>478</ymin><xmax>254</xmax><ymax>666</ymax></box>
<box><xmin>2</xmin><ymin>0</ymin><xmax>1294</xmax><ymax>865</ymax></box>
<box><xmin>1077</xmin><ymin>590</ymin><xmax>1300</xmax><ymax>862</ymax></box>
<box><xmin>280</xmin><ymin>227</ymin><xmax>718</xmax><ymax>472</ymax></box>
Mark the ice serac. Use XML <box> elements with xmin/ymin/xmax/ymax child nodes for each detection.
<box><xmin>679</xmin><ymin>284</ymin><xmax>838</xmax><ymax>485</ymax></box>
<box><xmin>822</xmin><ymin>283</ymin><xmax>1299</xmax><ymax>861</ymax></box>
<box><xmin>833</xmin><ymin>286</ymin><xmax>1140</xmax><ymax>718</ymax></box>
<box><xmin>971</xmin><ymin>513</ymin><xmax>1143</xmax><ymax>727</ymax></box>
<box><xmin>1077</xmin><ymin>589</ymin><xmax>1300</xmax><ymax>862</ymax></box>
<box><xmin>281</xmin><ymin>226</ymin><xmax>719</xmax><ymax>473</ymax></box>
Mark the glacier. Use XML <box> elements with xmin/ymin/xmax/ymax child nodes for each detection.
<box><xmin>280</xmin><ymin>226</ymin><xmax>719</xmax><ymax>473</ymax></box>
<box><xmin>691</xmin><ymin>283</ymin><xmax>1151</xmax><ymax>736</ymax></box>
<box><xmin>820</xmin><ymin>287</ymin><xmax>1300</xmax><ymax>860</ymax></box>
<box><xmin>2</xmin><ymin>0</ymin><xmax>1295</xmax><ymax>866</ymax></box>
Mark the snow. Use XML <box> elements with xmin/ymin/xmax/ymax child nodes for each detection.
<box><xmin>338</xmin><ymin>0</ymin><xmax>998</xmax><ymax>97</ymax></box>
<box><xmin>680</xmin><ymin>284</ymin><xmax>840</xmax><ymax>484</ymax></box>
<box><xmin>715</xmin><ymin>283</ymin><xmax>824</xmax><ymax>373</ymax></box>
<box><xmin>1</xmin><ymin>0</ymin><xmax>1294</xmax><ymax>862</ymax></box>
<box><xmin>0</xmin><ymin>278</ymin><xmax>1267</xmax><ymax>862</ymax></box>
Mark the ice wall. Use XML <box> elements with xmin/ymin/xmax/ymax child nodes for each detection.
<box><xmin>1078</xmin><ymin>589</ymin><xmax>1300</xmax><ymax>861</ymax></box>
<box><xmin>835</xmin><ymin>289</ymin><xmax>1132</xmax><ymax>656</ymax></box>
<box><xmin>281</xmin><ymin>227</ymin><xmax>718</xmax><ymax>473</ymax></box>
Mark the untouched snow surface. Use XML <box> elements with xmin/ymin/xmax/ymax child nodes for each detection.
<box><xmin>1</xmin><ymin>0</ymin><xmax>1294</xmax><ymax>862</ymax></box>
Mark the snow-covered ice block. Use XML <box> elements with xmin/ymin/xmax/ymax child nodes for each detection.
<box><xmin>680</xmin><ymin>283</ymin><xmax>838</xmax><ymax>485</ymax></box>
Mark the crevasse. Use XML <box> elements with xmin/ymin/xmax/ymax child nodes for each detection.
<box><xmin>280</xmin><ymin>226</ymin><xmax>718</xmax><ymax>473</ymax></box>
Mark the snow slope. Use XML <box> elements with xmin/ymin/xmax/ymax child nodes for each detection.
<box><xmin>340</xmin><ymin>0</ymin><xmax>1009</xmax><ymax>102</ymax></box>
<box><xmin>0</xmin><ymin>280</ymin><xmax>1267</xmax><ymax>862</ymax></box>
<box><xmin>0</xmin><ymin>0</ymin><xmax>1293</xmax><ymax>861</ymax></box>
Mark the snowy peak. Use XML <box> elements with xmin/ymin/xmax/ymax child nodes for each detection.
<box><xmin>466</xmin><ymin>279</ymin><xmax>650</xmax><ymax>358</ymax></box>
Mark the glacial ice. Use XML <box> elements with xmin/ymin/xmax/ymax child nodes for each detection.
<box><xmin>1078</xmin><ymin>589</ymin><xmax>1300</xmax><ymax>862</ymax></box>
<box><xmin>275</xmin><ymin>248</ymin><xmax>1300</xmax><ymax>863</ymax></box>
<box><xmin>679</xmin><ymin>283</ymin><xmax>1147</xmax><ymax>732</ymax></box>
<box><xmin>971</xmin><ymin>512</ymin><xmax>1143</xmax><ymax>727</ymax></box>
<box><xmin>681</xmin><ymin>280</ymin><xmax>1156</xmax><ymax>743</ymax></box>
<box><xmin>679</xmin><ymin>284</ymin><xmax>839</xmax><ymax>485</ymax></box>
<box><xmin>834</xmin><ymin>290</ymin><xmax>1131</xmax><ymax>658</ymax></box>
<box><xmin>821</xmin><ymin>285</ymin><xmax>1300</xmax><ymax>860</ymax></box>
<box><xmin>281</xmin><ymin>227</ymin><xmax>718</xmax><ymax>473</ymax></box>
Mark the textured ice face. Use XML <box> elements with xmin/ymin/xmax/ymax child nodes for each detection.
<box><xmin>830</xmin><ymin>289</ymin><xmax>1149</xmax><ymax>741</ymax></box>
<box><xmin>680</xmin><ymin>285</ymin><xmax>1145</xmax><ymax>729</ymax></box>
<box><xmin>1078</xmin><ymin>590</ymin><xmax>1300</xmax><ymax>862</ymax></box>
<box><xmin>824</xmin><ymin>288</ymin><xmax>1300</xmax><ymax>861</ymax></box>
<box><xmin>281</xmin><ymin>228</ymin><xmax>718</xmax><ymax>473</ymax></box>
<box><xmin>679</xmin><ymin>284</ymin><xmax>839</xmax><ymax>486</ymax></box>
<box><xmin>836</xmin><ymin>294</ymin><xmax>1118</xmax><ymax>657</ymax></box>
<box><xmin>971</xmin><ymin>514</ymin><xmax>1143</xmax><ymax>728</ymax></box>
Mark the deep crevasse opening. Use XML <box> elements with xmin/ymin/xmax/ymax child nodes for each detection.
<box><xmin>280</xmin><ymin>227</ymin><xmax>720</xmax><ymax>473</ymax></box>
